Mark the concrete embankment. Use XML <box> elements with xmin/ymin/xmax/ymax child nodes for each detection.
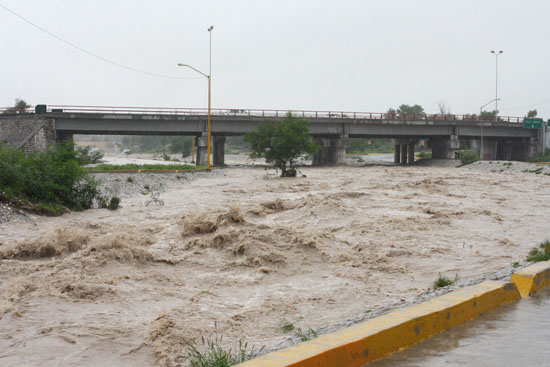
<box><xmin>238</xmin><ymin>260</ymin><xmax>550</xmax><ymax>367</ymax></box>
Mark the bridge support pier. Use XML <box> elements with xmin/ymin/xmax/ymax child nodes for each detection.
<box><xmin>400</xmin><ymin>144</ymin><xmax>407</xmax><ymax>165</ymax></box>
<box><xmin>312</xmin><ymin>134</ymin><xmax>348</xmax><ymax>165</ymax></box>
<box><xmin>394</xmin><ymin>144</ymin><xmax>401</xmax><ymax>163</ymax></box>
<box><xmin>407</xmin><ymin>142</ymin><xmax>415</xmax><ymax>165</ymax></box>
<box><xmin>431</xmin><ymin>135</ymin><xmax>459</xmax><ymax>159</ymax></box>
<box><xmin>395</xmin><ymin>139</ymin><xmax>416</xmax><ymax>165</ymax></box>
<box><xmin>470</xmin><ymin>137</ymin><xmax>537</xmax><ymax>161</ymax></box>
<box><xmin>195</xmin><ymin>135</ymin><xmax>209</xmax><ymax>166</ymax></box>
<box><xmin>213</xmin><ymin>136</ymin><xmax>226</xmax><ymax>166</ymax></box>
<box><xmin>332</xmin><ymin>134</ymin><xmax>348</xmax><ymax>164</ymax></box>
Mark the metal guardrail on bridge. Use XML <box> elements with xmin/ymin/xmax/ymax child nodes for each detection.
<box><xmin>1</xmin><ymin>104</ymin><xmax>525</xmax><ymax>123</ymax></box>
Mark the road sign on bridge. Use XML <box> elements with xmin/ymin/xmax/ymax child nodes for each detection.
<box><xmin>523</xmin><ymin>118</ymin><xmax>543</xmax><ymax>129</ymax></box>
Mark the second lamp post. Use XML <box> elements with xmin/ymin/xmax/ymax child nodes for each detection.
<box><xmin>490</xmin><ymin>50</ymin><xmax>503</xmax><ymax>115</ymax></box>
<box><xmin>178</xmin><ymin>25</ymin><xmax>214</xmax><ymax>170</ymax></box>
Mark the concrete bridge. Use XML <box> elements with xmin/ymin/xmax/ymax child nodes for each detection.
<box><xmin>0</xmin><ymin>104</ymin><xmax>544</xmax><ymax>165</ymax></box>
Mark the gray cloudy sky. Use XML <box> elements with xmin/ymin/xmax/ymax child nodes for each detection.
<box><xmin>1</xmin><ymin>0</ymin><xmax>549</xmax><ymax>117</ymax></box>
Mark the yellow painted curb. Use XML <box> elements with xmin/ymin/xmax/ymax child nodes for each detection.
<box><xmin>510</xmin><ymin>260</ymin><xmax>550</xmax><ymax>298</ymax></box>
<box><xmin>237</xmin><ymin>280</ymin><xmax>520</xmax><ymax>367</ymax></box>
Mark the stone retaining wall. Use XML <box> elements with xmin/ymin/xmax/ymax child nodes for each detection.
<box><xmin>0</xmin><ymin>114</ymin><xmax>55</xmax><ymax>152</ymax></box>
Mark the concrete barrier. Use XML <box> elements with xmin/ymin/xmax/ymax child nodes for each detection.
<box><xmin>237</xmin><ymin>280</ymin><xmax>520</xmax><ymax>367</ymax></box>
<box><xmin>510</xmin><ymin>260</ymin><xmax>550</xmax><ymax>298</ymax></box>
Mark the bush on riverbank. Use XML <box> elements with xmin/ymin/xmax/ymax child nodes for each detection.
<box><xmin>416</xmin><ymin>151</ymin><xmax>432</xmax><ymax>159</ymax></box>
<box><xmin>0</xmin><ymin>141</ymin><xmax>111</xmax><ymax>215</ymax></box>
<box><xmin>459</xmin><ymin>150</ymin><xmax>479</xmax><ymax>165</ymax></box>
<box><xmin>526</xmin><ymin>240</ymin><xmax>550</xmax><ymax>263</ymax></box>
<box><xmin>528</xmin><ymin>149</ymin><xmax>550</xmax><ymax>163</ymax></box>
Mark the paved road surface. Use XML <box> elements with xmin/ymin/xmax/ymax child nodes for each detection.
<box><xmin>368</xmin><ymin>287</ymin><xmax>550</xmax><ymax>367</ymax></box>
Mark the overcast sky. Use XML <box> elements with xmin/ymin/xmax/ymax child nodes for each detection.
<box><xmin>1</xmin><ymin>0</ymin><xmax>549</xmax><ymax>117</ymax></box>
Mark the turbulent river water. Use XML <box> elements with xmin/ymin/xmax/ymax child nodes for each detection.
<box><xmin>1</xmin><ymin>157</ymin><xmax>550</xmax><ymax>366</ymax></box>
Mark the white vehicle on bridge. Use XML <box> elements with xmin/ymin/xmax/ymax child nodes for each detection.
<box><xmin>225</xmin><ymin>109</ymin><xmax>249</xmax><ymax>116</ymax></box>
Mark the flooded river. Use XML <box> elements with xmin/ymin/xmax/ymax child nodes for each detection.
<box><xmin>1</xmin><ymin>158</ymin><xmax>550</xmax><ymax>366</ymax></box>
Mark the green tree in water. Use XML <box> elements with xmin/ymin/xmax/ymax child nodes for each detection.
<box><xmin>244</xmin><ymin>112</ymin><xmax>318</xmax><ymax>177</ymax></box>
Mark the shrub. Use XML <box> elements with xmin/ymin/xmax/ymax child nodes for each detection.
<box><xmin>459</xmin><ymin>150</ymin><xmax>479</xmax><ymax>165</ymax></box>
<box><xmin>416</xmin><ymin>151</ymin><xmax>432</xmax><ymax>159</ymax></box>
<box><xmin>526</xmin><ymin>240</ymin><xmax>550</xmax><ymax>263</ymax></box>
<box><xmin>107</xmin><ymin>197</ymin><xmax>120</xmax><ymax>210</ymax></box>
<box><xmin>0</xmin><ymin>141</ymin><xmax>110</xmax><ymax>214</ymax></box>
<box><xmin>74</xmin><ymin>145</ymin><xmax>104</xmax><ymax>165</ymax></box>
<box><xmin>433</xmin><ymin>273</ymin><xmax>458</xmax><ymax>289</ymax></box>
<box><xmin>281</xmin><ymin>322</ymin><xmax>295</xmax><ymax>333</ymax></box>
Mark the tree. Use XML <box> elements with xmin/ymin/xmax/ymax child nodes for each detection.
<box><xmin>169</xmin><ymin>136</ymin><xmax>193</xmax><ymax>157</ymax></box>
<box><xmin>244</xmin><ymin>112</ymin><xmax>318</xmax><ymax>177</ymax></box>
<box><xmin>527</xmin><ymin>110</ymin><xmax>538</xmax><ymax>118</ymax></box>
<box><xmin>480</xmin><ymin>110</ymin><xmax>498</xmax><ymax>120</ymax></box>
<box><xmin>386</xmin><ymin>104</ymin><xmax>425</xmax><ymax>119</ymax></box>
<box><xmin>3</xmin><ymin>98</ymin><xmax>31</xmax><ymax>114</ymax></box>
<box><xmin>397</xmin><ymin>104</ymin><xmax>425</xmax><ymax>117</ymax></box>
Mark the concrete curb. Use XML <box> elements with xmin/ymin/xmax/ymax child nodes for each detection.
<box><xmin>511</xmin><ymin>260</ymin><xmax>550</xmax><ymax>298</ymax></box>
<box><xmin>237</xmin><ymin>261</ymin><xmax>550</xmax><ymax>367</ymax></box>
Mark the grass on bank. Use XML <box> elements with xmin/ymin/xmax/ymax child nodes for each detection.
<box><xmin>433</xmin><ymin>273</ymin><xmax>459</xmax><ymax>289</ymax></box>
<box><xmin>86</xmin><ymin>163</ymin><xmax>205</xmax><ymax>172</ymax></box>
<box><xmin>185</xmin><ymin>334</ymin><xmax>263</xmax><ymax>367</ymax></box>
<box><xmin>526</xmin><ymin>240</ymin><xmax>550</xmax><ymax>263</ymax></box>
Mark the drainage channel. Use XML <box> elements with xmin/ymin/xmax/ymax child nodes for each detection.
<box><xmin>367</xmin><ymin>287</ymin><xmax>550</xmax><ymax>367</ymax></box>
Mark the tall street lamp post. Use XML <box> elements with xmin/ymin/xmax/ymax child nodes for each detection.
<box><xmin>480</xmin><ymin>98</ymin><xmax>500</xmax><ymax>160</ymax></box>
<box><xmin>178</xmin><ymin>25</ymin><xmax>214</xmax><ymax>170</ymax></box>
<box><xmin>490</xmin><ymin>50</ymin><xmax>503</xmax><ymax>114</ymax></box>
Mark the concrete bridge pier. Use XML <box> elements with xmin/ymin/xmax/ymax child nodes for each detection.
<box><xmin>213</xmin><ymin>136</ymin><xmax>226</xmax><ymax>166</ymax></box>
<box><xmin>407</xmin><ymin>142</ymin><xmax>415</xmax><ymax>165</ymax></box>
<box><xmin>332</xmin><ymin>134</ymin><xmax>348</xmax><ymax>164</ymax></box>
<box><xmin>400</xmin><ymin>143</ymin><xmax>408</xmax><ymax>165</ymax></box>
<box><xmin>312</xmin><ymin>137</ymin><xmax>329</xmax><ymax>165</ymax></box>
<box><xmin>470</xmin><ymin>137</ymin><xmax>539</xmax><ymax>161</ymax></box>
<box><xmin>312</xmin><ymin>134</ymin><xmax>348</xmax><ymax>165</ymax></box>
<box><xmin>431</xmin><ymin>135</ymin><xmax>459</xmax><ymax>159</ymax></box>
<box><xmin>395</xmin><ymin>139</ymin><xmax>415</xmax><ymax>165</ymax></box>
<box><xmin>394</xmin><ymin>144</ymin><xmax>401</xmax><ymax>163</ymax></box>
<box><xmin>195</xmin><ymin>135</ymin><xmax>209</xmax><ymax>166</ymax></box>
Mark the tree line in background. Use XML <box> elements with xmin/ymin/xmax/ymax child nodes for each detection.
<box><xmin>119</xmin><ymin>135</ymin><xmax>247</xmax><ymax>158</ymax></box>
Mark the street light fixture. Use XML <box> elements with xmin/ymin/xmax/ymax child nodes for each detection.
<box><xmin>480</xmin><ymin>98</ymin><xmax>500</xmax><ymax>160</ymax></box>
<box><xmin>490</xmin><ymin>50</ymin><xmax>503</xmax><ymax>114</ymax></box>
<box><xmin>177</xmin><ymin>25</ymin><xmax>214</xmax><ymax>170</ymax></box>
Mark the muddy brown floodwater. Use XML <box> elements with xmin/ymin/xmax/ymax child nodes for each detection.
<box><xmin>1</xmin><ymin>163</ymin><xmax>550</xmax><ymax>366</ymax></box>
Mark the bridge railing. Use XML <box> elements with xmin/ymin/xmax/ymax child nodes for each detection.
<box><xmin>0</xmin><ymin>106</ymin><xmax>35</xmax><ymax>114</ymax></box>
<box><xmin>1</xmin><ymin>104</ymin><xmax>524</xmax><ymax>123</ymax></box>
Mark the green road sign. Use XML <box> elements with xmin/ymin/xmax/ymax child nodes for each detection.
<box><xmin>524</xmin><ymin>118</ymin><xmax>543</xmax><ymax>129</ymax></box>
